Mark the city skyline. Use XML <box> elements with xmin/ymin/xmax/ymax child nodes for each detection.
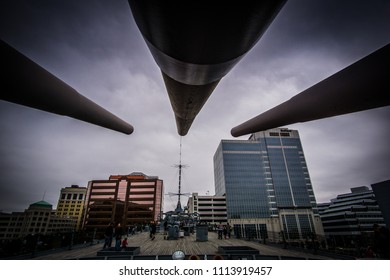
<box><xmin>1</xmin><ymin>0</ymin><xmax>389</xmax><ymax>213</ymax></box>
<box><xmin>1</xmin><ymin>172</ymin><xmax>387</xmax><ymax>215</ymax></box>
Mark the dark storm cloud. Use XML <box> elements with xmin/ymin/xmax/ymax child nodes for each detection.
<box><xmin>219</xmin><ymin>0</ymin><xmax>390</xmax><ymax>201</ymax></box>
<box><xmin>241</xmin><ymin>0</ymin><xmax>390</xmax><ymax>95</ymax></box>
<box><xmin>255</xmin><ymin>0</ymin><xmax>390</xmax><ymax>58</ymax></box>
<box><xmin>0</xmin><ymin>0</ymin><xmax>389</xmax><ymax>212</ymax></box>
<box><xmin>294</xmin><ymin>107</ymin><xmax>390</xmax><ymax>201</ymax></box>
<box><xmin>0</xmin><ymin>1</ymin><xmax>137</xmax><ymax>50</ymax></box>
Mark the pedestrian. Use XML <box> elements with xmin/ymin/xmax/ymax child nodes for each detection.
<box><xmin>223</xmin><ymin>226</ymin><xmax>227</xmax><ymax>239</ymax></box>
<box><xmin>114</xmin><ymin>223</ymin><xmax>123</xmax><ymax>251</ymax></box>
<box><xmin>121</xmin><ymin>237</ymin><xmax>128</xmax><ymax>250</ymax></box>
<box><xmin>102</xmin><ymin>222</ymin><xmax>114</xmax><ymax>249</ymax></box>
<box><xmin>150</xmin><ymin>220</ymin><xmax>157</xmax><ymax>240</ymax></box>
<box><xmin>217</xmin><ymin>223</ymin><xmax>223</xmax><ymax>239</ymax></box>
<box><xmin>164</xmin><ymin>220</ymin><xmax>168</xmax><ymax>235</ymax></box>
<box><xmin>362</xmin><ymin>246</ymin><xmax>374</xmax><ymax>258</ymax></box>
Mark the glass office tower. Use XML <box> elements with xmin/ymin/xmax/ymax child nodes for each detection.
<box><xmin>214</xmin><ymin>128</ymin><xmax>324</xmax><ymax>242</ymax></box>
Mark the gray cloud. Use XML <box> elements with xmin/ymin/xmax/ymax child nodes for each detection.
<box><xmin>1</xmin><ymin>0</ymin><xmax>389</xmax><ymax>212</ymax></box>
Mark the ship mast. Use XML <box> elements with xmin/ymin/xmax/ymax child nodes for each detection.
<box><xmin>173</xmin><ymin>137</ymin><xmax>188</xmax><ymax>213</ymax></box>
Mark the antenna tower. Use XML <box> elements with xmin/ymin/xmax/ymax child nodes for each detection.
<box><xmin>171</xmin><ymin>137</ymin><xmax>190</xmax><ymax>213</ymax></box>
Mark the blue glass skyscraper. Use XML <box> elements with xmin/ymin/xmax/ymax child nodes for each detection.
<box><xmin>214</xmin><ymin>128</ymin><xmax>324</xmax><ymax>242</ymax></box>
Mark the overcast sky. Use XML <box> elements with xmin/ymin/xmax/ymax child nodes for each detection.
<box><xmin>0</xmin><ymin>0</ymin><xmax>389</xmax><ymax>213</ymax></box>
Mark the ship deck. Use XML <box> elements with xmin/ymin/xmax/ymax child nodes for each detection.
<box><xmin>29</xmin><ymin>231</ymin><xmax>333</xmax><ymax>260</ymax></box>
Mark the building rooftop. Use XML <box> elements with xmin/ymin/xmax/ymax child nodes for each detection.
<box><xmin>29</xmin><ymin>200</ymin><xmax>52</xmax><ymax>209</ymax></box>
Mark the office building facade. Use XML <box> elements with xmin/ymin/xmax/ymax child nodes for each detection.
<box><xmin>56</xmin><ymin>185</ymin><xmax>87</xmax><ymax>231</ymax></box>
<box><xmin>214</xmin><ymin>128</ymin><xmax>323</xmax><ymax>242</ymax></box>
<box><xmin>318</xmin><ymin>186</ymin><xmax>386</xmax><ymax>248</ymax></box>
<box><xmin>187</xmin><ymin>193</ymin><xmax>227</xmax><ymax>225</ymax></box>
<box><xmin>83</xmin><ymin>172</ymin><xmax>163</xmax><ymax>236</ymax></box>
<box><xmin>0</xmin><ymin>200</ymin><xmax>77</xmax><ymax>241</ymax></box>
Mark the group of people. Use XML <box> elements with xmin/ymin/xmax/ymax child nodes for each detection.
<box><xmin>103</xmin><ymin>220</ymin><xmax>158</xmax><ymax>250</ymax></box>
<box><xmin>216</xmin><ymin>222</ymin><xmax>231</xmax><ymax>240</ymax></box>
<box><xmin>102</xmin><ymin>222</ymin><xmax>127</xmax><ymax>251</ymax></box>
<box><xmin>103</xmin><ymin>221</ymin><xmax>390</xmax><ymax>258</ymax></box>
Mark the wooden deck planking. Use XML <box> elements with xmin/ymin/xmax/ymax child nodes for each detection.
<box><xmin>29</xmin><ymin>231</ymin><xmax>332</xmax><ymax>260</ymax></box>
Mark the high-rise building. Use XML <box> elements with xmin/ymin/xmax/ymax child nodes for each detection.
<box><xmin>318</xmin><ymin>186</ymin><xmax>386</xmax><ymax>248</ymax></box>
<box><xmin>56</xmin><ymin>185</ymin><xmax>87</xmax><ymax>231</ymax></box>
<box><xmin>213</xmin><ymin>128</ymin><xmax>324</xmax><ymax>242</ymax></box>
<box><xmin>187</xmin><ymin>193</ymin><xmax>227</xmax><ymax>225</ymax></box>
<box><xmin>83</xmin><ymin>172</ymin><xmax>163</xmax><ymax>236</ymax></box>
